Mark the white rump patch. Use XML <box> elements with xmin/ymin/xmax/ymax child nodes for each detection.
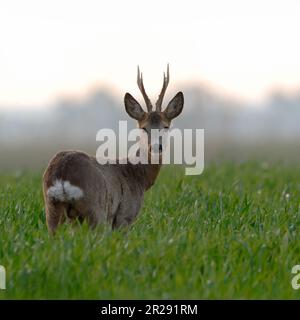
<box><xmin>47</xmin><ymin>180</ymin><xmax>84</xmax><ymax>202</ymax></box>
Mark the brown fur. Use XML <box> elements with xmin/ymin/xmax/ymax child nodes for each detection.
<box><xmin>43</xmin><ymin>151</ymin><xmax>161</xmax><ymax>232</ymax></box>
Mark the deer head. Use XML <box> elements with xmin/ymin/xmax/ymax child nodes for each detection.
<box><xmin>124</xmin><ymin>65</ymin><xmax>184</xmax><ymax>154</ymax></box>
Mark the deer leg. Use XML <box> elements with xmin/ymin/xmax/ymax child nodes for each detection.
<box><xmin>112</xmin><ymin>210</ymin><xmax>137</xmax><ymax>230</ymax></box>
<box><xmin>111</xmin><ymin>200</ymin><xmax>143</xmax><ymax>230</ymax></box>
<box><xmin>85</xmin><ymin>205</ymin><xmax>105</xmax><ymax>229</ymax></box>
<box><xmin>45</xmin><ymin>201</ymin><xmax>66</xmax><ymax>234</ymax></box>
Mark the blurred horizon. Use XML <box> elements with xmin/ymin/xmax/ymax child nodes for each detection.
<box><xmin>1</xmin><ymin>76</ymin><xmax>300</xmax><ymax>112</ymax></box>
<box><xmin>1</xmin><ymin>81</ymin><xmax>300</xmax><ymax>170</ymax></box>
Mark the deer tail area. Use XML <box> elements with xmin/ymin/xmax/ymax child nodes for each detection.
<box><xmin>46</xmin><ymin>179</ymin><xmax>84</xmax><ymax>202</ymax></box>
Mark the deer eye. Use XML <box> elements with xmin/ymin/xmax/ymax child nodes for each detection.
<box><xmin>164</xmin><ymin>126</ymin><xmax>169</xmax><ymax>129</ymax></box>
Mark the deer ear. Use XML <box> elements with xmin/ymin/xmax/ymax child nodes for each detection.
<box><xmin>164</xmin><ymin>92</ymin><xmax>184</xmax><ymax>120</ymax></box>
<box><xmin>124</xmin><ymin>93</ymin><xmax>146</xmax><ymax>120</ymax></box>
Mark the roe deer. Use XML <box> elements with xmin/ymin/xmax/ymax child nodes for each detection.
<box><xmin>43</xmin><ymin>65</ymin><xmax>184</xmax><ymax>233</ymax></box>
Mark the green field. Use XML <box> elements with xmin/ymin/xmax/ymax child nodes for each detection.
<box><xmin>0</xmin><ymin>162</ymin><xmax>300</xmax><ymax>299</ymax></box>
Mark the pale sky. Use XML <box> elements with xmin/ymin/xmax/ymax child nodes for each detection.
<box><xmin>0</xmin><ymin>0</ymin><xmax>300</xmax><ymax>109</ymax></box>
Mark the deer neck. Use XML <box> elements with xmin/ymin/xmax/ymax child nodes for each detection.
<box><xmin>140</xmin><ymin>163</ymin><xmax>162</xmax><ymax>191</ymax></box>
<box><xmin>138</xmin><ymin>152</ymin><xmax>163</xmax><ymax>190</ymax></box>
<box><xmin>116</xmin><ymin>157</ymin><xmax>162</xmax><ymax>191</ymax></box>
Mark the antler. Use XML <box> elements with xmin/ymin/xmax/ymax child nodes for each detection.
<box><xmin>137</xmin><ymin>66</ymin><xmax>153</xmax><ymax>112</ymax></box>
<box><xmin>155</xmin><ymin>64</ymin><xmax>170</xmax><ymax>111</ymax></box>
